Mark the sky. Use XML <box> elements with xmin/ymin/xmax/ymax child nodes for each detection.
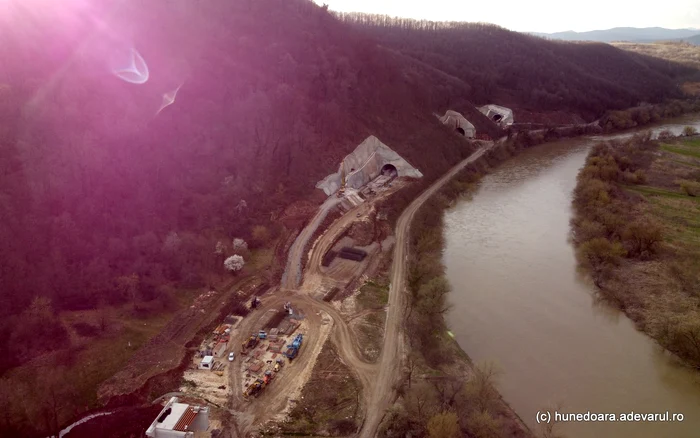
<box><xmin>313</xmin><ymin>0</ymin><xmax>700</xmax><ymax>33</ymax></box>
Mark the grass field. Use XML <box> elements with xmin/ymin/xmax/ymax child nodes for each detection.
<box><xmin>627</xmin><ymin>137</ymin><xmax>700</xmax><ymax>247</ymax></box>
<box><xmin>3</xmin><ymin>291</ymin><xmax>196</xmax><ymax>430</ymax></box>
<box><xmin>1</xmin><ymin>244</ymin><xmax>275</xmax><ymax>435</ymax></box>
<box><xmin>661</xmin><ymin>144</ymin><xmax>700</xmax><ymax>159</ymax></box>
<box><xmin>356</xmin><ymin>280</ymin><xmax>389</xmax><ymax>310</ymax></box>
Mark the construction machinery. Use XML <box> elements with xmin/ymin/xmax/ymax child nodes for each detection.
<box><xmin>258</xmin><ymin>330</ymin><xmax>267</xmax><ymax>340</ymax></box>
<box><xmin>285</xmin><ymin>334</ymin><xmax>304</xmax><ymax>360</ymax></box>
<box><xmin>274</xmin><ymin>358</ymin><xmax>285</xmax><ymax>372</ymax></box>
<box><xmin>240</xmin><ymin>333</ymin><xmax>259</xmax><ymax>356</ymax></box>
<box><xmin>336</xmin><ymin>162</ymin><xmax>346</xmax><ymax>198</ymax></box>
<box><xmin>263</xmin><ymin>370</ymin><xmax>275</xmax><ymax>385</ymax></box>
<box><xmin>243</xmin><ymin>379</ymin><xmax>265</xmax><ymax>398</ymax></box>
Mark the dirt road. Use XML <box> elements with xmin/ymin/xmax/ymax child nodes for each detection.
<box><xmin>359</xmin><ymin>144</ymin><xmax>492</xmax><ymax>438</ymax></box>
<box><xmin>228</xmin><ymin>292</ymin><xmax>375</xmax><ymax>435</ymax></box>
<box><xmin>281</xmin><ymin>196</ymin><xmax>342</xmax><ymax>289</ymax></box>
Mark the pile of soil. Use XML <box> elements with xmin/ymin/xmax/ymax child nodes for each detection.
<box><xmin>348</xmin><ymin>218</ymin><xmax>376</xmax><ymax>246</ymax></box>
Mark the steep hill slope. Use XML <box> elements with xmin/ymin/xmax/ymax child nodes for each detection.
<box><xmin>0</xmin><ymin>0</ymin><xmax>492</xmax><ymax>376</ymax></box>
<box><xmin>335</xmin><ymin>14</ymin><xmax>699</xmax><ymax>120</ymax></box>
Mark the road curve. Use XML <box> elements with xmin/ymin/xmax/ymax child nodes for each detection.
<box><xmin>282</xmin><ymin>196</ymin><xmax>342</xmax><ymax>289</ymax></box>
<box><xmin>359</xmin><ymin>144</ymin><xmax>492</xmax><ymax>438</ymax></box>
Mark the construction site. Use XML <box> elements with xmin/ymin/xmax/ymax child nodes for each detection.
<box><xmin>153</xmin><ymin>132</ymin><xmax>498</xmax><ymax>436</ymax></box>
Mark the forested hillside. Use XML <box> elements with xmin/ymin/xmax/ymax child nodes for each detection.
<box><xmin>335</xmin><ymin>14</ymin><xmax>699</xmax><ymax>120</ymax></box>
<box><xmin>0</xmin><ymin>0</ymin><xmax>492</xmax><ymax>376</ymax></box>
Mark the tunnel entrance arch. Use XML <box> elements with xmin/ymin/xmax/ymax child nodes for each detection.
<box><xmin>492</xmin><ymin>114</ymin><xmax>503</xmax><ymax>123</ymax></box>
<box><xmin>456</xmin><ymin>127</ymin><xmax>465</xmax><ymax>136</ymax></box>
<box><xmin>381</xmin><ymin>163</ymin><xmax>398</xmax><ymax>177</ymax></box>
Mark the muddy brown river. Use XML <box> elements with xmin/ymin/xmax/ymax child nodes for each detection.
<box><xmin>444</xmin><ymin>116</ymin><xmax>700</xmax><ymax>438</ymax></box>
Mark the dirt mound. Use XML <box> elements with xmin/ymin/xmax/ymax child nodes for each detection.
<box><xmin>348</xmin><ymin>218</ymin><xmax>376</xmax><ymax>246</ymax></box>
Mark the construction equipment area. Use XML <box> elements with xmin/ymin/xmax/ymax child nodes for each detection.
<box><xmin>237</xmin><ymin>305</ymin><xmax>307</xmax><ymax>400</ymax></box>
<box><xmin>179</xmin><ymin>319</ymin><xmax>239</xmax><ymax>406</ymax></box>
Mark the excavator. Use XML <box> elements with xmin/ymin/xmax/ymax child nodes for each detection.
<box><xmin>243</xmin><ymin>379</ymin><xmax>264</xmax><ymax>398</ymax></box>
<box><xmin>240</xmin><ymin>333</ymin><xmax>259</xmax><ymax>356</ymax></box>
<box><xmin>336</xmin><ymin>161</ymin><xmax>346</xmax><ymax>198</ymax></box>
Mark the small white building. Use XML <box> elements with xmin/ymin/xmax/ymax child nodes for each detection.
<box><xmin>146</xmin><ymin>397</ymin><xmax>209</xmax><ymax>438</ymax></box>
<box><xmin>198</xmin><ymin>355</ymin><xmax>214</xmax><ymax>370</ymax></box>
<box><xmin>439</xmin><ymin>110</ymin><xmax>476</xmax><ymax>138</ymax></box>
<box><xmin>478</xmin><ymin>104</ymin><xmax>514</xmax><ymax>127</ymax></box>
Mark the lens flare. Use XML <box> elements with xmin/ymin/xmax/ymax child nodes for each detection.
<box><xmin>112</xmin><ymin>47</ymin><xmax>149</xmax><ymax>84</ymax></box>
<box><xmin>156</xmin><ymin>83</ymin><xmax>184</xmax><ymax>114</ymax></box>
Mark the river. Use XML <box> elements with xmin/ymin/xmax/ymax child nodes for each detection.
<box><xmin>443</xmin><ymin>116</ymin><xmax>700</xmax><ymax>438</ymax></box>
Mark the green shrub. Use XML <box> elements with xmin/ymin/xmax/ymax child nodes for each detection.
<box><xmin>577</xmin><ymin>237</ymin><xmax>627</xmax><ymax>270</ymax></box>
<box><xmin>678</xmin><ymin>179</ymin><xmax>700</xmax><ymax>197</ymax></box>
<box><xmin>683</xmin><ymin>126</ymin><xmax>698</xmax><ymax>137</ymax></box>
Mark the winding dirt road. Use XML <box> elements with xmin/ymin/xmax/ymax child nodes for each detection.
<box><xmin>359</xmin><ymin>144</ymin><xmax>492</xmax><ymax>437</ymax></box>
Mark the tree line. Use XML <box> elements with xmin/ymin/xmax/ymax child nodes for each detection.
<box><xmin>334</xmin><ymin>12</ymin><xmax>700</xmax><ymax>120</ymax></box>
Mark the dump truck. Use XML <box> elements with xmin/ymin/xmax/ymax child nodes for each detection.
<box><xmin>241</xmin><ymin>333</ymin><xmax>259</xmax><ymax>355</ymax></box>
<box><xmin>258</xmin><ymin>330</ymin><xmax>267</xmax><ymax>340</ymax></box>
<box><xmin>285</xmin><ymin>334</ymin><xmax>304</xmax><ymax>360</ymax></box>
<box><xmin>274</xmin><ymin>358</ymin><xmax>285</xmax><ymax>372</ymax></box>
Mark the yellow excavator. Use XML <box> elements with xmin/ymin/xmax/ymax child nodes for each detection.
<box><xmin>337</xmin><ymin>161</ymin><xmax>346</xmax><ymax>198</ymax></box>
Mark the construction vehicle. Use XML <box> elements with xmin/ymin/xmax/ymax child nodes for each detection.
<box><xmin>243</xmin><ymin>379</ymin><xmax>265</xmax><ymax>398</ymax></box>
<box><xmin>263</xmin><ymin>370</ymin><xmax>275</xmax><ymax>385</ymax></box>
<box><xmin>285</xmin><ymin>334</ymin><xmax>304</xmax><ymax>360</ymax></box>
<box><xmin>274</xmin><ymin>358</ymin><xmax>284</xmax><ymax>372</ymax></box>
<box><xmin>336</xmin><ymin>162</ymin><xmax>346</xmax><ymax>198</ymax></box>
<box><xmin>258</xmin><ymin>330</ymin><xmax>267</xmax><ymax>340</ymax></box>
<box><xmin>240</xmin><ymin>333</ymin><xmax>259</xmax><ymax>355</ymax></box>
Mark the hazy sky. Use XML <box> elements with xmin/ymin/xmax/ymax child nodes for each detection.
<box><xmin>314</xmin><ymin>0</ymin><xmax>700</xmax><ymax>33</ymax></box>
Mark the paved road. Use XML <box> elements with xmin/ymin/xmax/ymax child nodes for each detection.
<box><xmin>359</xmin><ymin>144</ymin><xmax>492</xmax><ymax>438</ymax></box>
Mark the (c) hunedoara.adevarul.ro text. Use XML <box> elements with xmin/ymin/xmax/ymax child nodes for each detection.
<box><xmin>536</xmin><ymin>410</ymin><xmax>685</xmax><ymax>424</ymax></box>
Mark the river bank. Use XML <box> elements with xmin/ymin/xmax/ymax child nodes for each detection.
<box><xmin>571</xmin><ymin>131</ymin><xmax>700</xmax><ymax>368</ymax></box>
<box><xmin>442</xmin><ymin>115</ymin><xmax>700</xmax><ymax>438</ymax></box>
<box><xmin>378</xmin><ymin>132</ymin><xmax>551</xmax><ymax>437</ymax></box>
<box><xmin>375</xmin><ymin>110</ymin><xmax>700</xmax><ymax>437</ymax></box>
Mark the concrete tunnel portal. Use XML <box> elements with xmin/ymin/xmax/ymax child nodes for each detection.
<box><xmin>381</xmin><ymin>163</ymin><xmax>398</xmax><ymax>177</ymax></box>
<box><xmin>316</xmin><ymin>136</ymin><xmax>423</xmax><ymax>196</ymax></box>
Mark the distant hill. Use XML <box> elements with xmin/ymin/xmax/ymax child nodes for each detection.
<box><xmin>335</xmin><ymin>15</ymin><xmax>698</xmax><ymax>119</ymax></box>
<box><xmin>531</xmin><ymin>27</ymin><xmax>699</xmax><ymax>42</ymax></box>
<box><xmin>680</xmin><ymin>34</ymin><xmax>700</xmax><ymax>45</ymax></box>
